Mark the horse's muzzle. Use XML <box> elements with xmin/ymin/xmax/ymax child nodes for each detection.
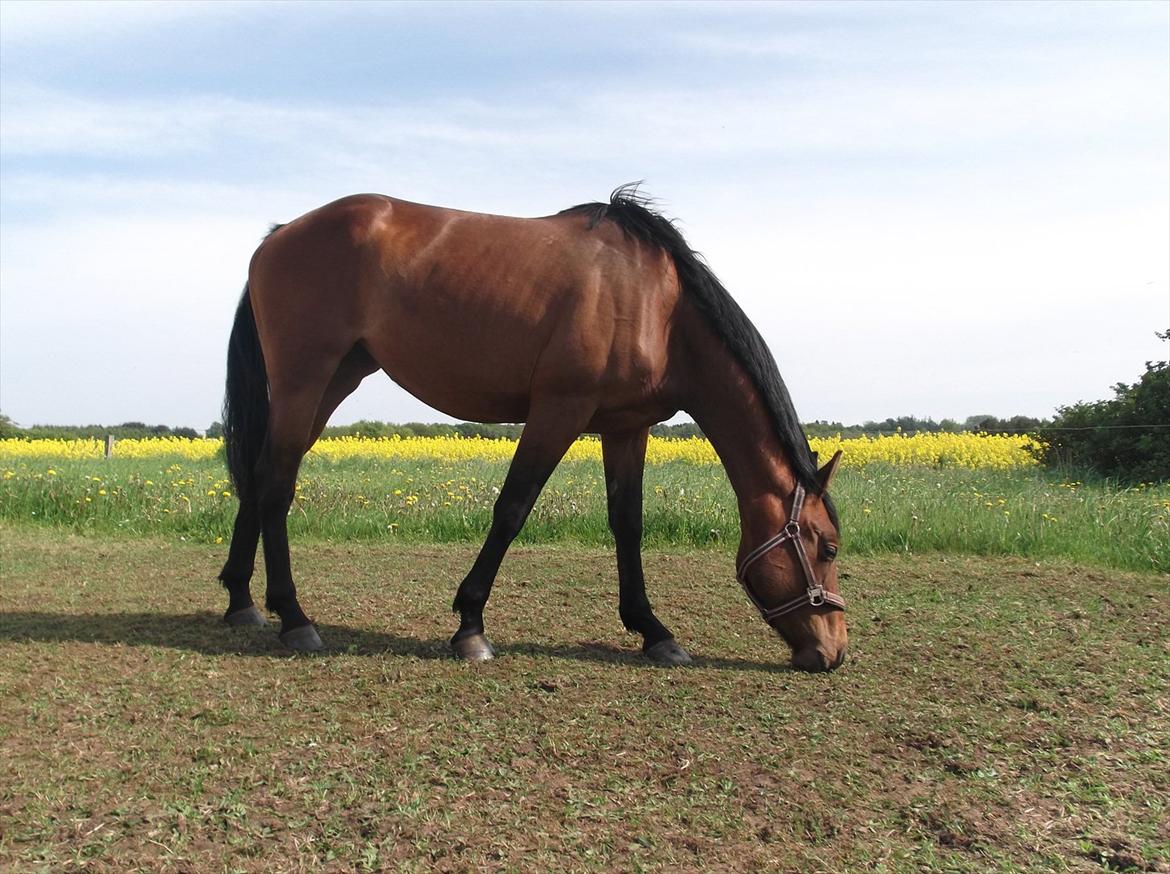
<box><xmin>792</xmin><ymin>645</ymin><xmax>847</xmax><ymax>673</ymax></box>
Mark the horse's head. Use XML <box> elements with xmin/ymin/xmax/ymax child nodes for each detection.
<box><xmin>736</xmin><ymin>451</ymin><xmax>848</xmax><ymax>672</ymax></box>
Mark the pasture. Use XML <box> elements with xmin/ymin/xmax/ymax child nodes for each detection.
<box><xmin>1</xmin><ymin>437</ymin><xmax>1168</xmax><ymax>871</ymax></box>
<box><xmin>1</xmin><ymin>531</ymin><xmax>1167</xmax><ymax>872</ymax></box>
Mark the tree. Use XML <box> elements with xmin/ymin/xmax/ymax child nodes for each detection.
<box><xmin>1040</xmin><ymin>329</ymin><xmax>1170</xmax><ymax>482</ymax></box>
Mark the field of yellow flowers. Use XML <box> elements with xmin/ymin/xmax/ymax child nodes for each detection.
<box><xmin>0</xmin><ymin>432</ymin><xmax>1045</xmax><ymax>468</ymax></box>
<box><xmin>0</xmin><ymin>433</ymin><xmax>1165</xmax><ymax>572</ymax></box>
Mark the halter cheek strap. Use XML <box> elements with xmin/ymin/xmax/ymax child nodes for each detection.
<box><xmin>735</xmin><ymin>483</ymin><xmax>846</xmax><ymax>626</ymax></box>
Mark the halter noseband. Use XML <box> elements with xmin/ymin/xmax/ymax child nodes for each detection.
<box><xmin>735</xmin><ymin>483</ymin><xmax>846</xmax><ymax>627</ymax></box>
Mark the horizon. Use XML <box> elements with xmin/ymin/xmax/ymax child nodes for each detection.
<box><xmin>1</xmin><ymin>410</ymin><xmax>1061</xmax><ymax>435</ymax></box>
<box><xmin>2</xmin><ymin>1</ymin><xmax>1167</xmax><ymax>427</ymax></box>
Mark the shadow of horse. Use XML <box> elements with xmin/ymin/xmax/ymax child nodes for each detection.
<box><xmin>0</xmin><ymin>611</ymin><xmax>792</xmax><ymax>673</ymax></box>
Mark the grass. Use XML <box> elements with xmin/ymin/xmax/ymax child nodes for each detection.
<box><xmin>1</xmin><ymin>526</ymin><xmax>1167</xmax><ymax>872</ymax></box>
<box><xmin>1</xmin><ymin>456</ymin><xmax>1167</xmax><ymax>572</ymax></box>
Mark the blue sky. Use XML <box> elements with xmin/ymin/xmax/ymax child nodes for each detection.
<box><xmin>1</xmin><ymin>0</ymin><xmax>1167</xmax><ymax>429</ymax></box>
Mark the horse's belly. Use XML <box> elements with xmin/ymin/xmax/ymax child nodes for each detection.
<box><xmin>361</xmin><ymin>303</ymin><xmax>539</xmax><ymax>423</ymax></box>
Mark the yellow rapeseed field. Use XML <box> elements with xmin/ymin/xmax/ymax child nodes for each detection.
<box><xmin>0</xmin><ymin>432</ymin><xmax>1043</xmax><ymax>469</ymax></box>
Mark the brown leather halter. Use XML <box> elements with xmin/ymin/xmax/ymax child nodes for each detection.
<box><xmin>736</xmin><ymin>483</ymin><xmax>846</xmax><ymax>627</ymax></box>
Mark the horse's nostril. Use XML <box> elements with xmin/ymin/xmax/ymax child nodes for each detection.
<box><xmin>792</xmin><ymin>647</ymin><xmax>831</xmax><ymax>673</ymax></box>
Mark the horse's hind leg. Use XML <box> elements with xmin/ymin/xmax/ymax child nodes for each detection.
<box><xmin>601</xmin><ymin>429</ymin><xmax>691</xmax><ymax>666</ymax></box>
<box><xmin>252</xmin><ymin>385</ymin><xmax>323</xmax><ymax>649</ymax></box>
<box><xmin>220</xmin><ymin>500</ymin><xmax>265</xmax><ymax>626</ymax></box>
<box><xmin>219</xmin><ymin>347</ymin><xmax>375</xmax><ymax>630</ymax></box>
<box><xmin>451</xmin><ymin>398</ymin><xmax>595</xmax><ymax>660</ymax></box>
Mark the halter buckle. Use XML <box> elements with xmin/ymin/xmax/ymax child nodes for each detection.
<box><xmin>782</xmin><ymin>521</ymin><xmax>801</xmax><ymax>540</ymax></box>
<box><xmin>807</xmin><ymin>585</ymin><xmax>825</xmax><ymax>606</ymax></box>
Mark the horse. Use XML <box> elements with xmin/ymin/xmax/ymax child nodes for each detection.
<box><xmin>218</xmin><ymin>185</ymin><xmax>848</xmax><ymax>672</ymax></box>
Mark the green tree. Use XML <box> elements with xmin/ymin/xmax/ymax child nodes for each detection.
<box><xmin>1040</xmin><ymin>329</ymin><xmax>1170</xmax><ymax>482</ymax></box>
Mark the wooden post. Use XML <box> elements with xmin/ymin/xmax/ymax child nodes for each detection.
<box><xmin>105</xmin><ymin>435</ymin><xmax>115</xmax><ymax>459</ymax></box>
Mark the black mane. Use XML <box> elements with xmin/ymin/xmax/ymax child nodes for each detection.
<box><xmin>562</xmin><ymin>184</ymin><xmax>837</xmax><ymax>527</ymax></box>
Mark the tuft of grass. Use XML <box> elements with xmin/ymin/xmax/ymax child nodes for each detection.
<box><xmin>0</xmin><ymin>528</ymin><xmax>1167</xmax><ymax>871</ymax></box>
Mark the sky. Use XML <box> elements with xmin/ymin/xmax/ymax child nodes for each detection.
<box><xmin>1</xmin><ymin>0</ymin><xmax>1167</xmax><ymax>430</ymax></box>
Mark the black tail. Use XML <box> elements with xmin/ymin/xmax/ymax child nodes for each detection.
<box><xmin>222</xmin><ymin>285</ymin><xmax>268</xmax><ymax>500</ymax></box>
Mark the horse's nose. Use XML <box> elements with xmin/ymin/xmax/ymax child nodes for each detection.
<box><xmin>792</xmin><ymin>645</ymin><xmax>847</xmax><ymax>673</ymax></box>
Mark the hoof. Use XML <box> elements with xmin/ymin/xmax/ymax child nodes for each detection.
<box><xmin>452</xmin><ymin>633</ymin><xmax>495</xmax><ymax>662</ymax></box>
<box><xmin>644</xmin><ymin>638</ymin><xmax>693</xmax><ymax>666</ymax></box>
<box><xmin>224</xmin><ymin>605</ymin><xmax>268</xmax><ymax>627</ymax></box>
<box><xmin>279</xmin><ymin>624</ymin><xmax>323</xmax><ymax>652</ymax></box>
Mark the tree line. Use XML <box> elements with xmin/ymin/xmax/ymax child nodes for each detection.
<box><xmin>0</xmin><ymin>412</ymin><xmax>1049</xmax><ymax>443</ymax></box>
<box><xmin>0</xmin><ymin>418</ymin><xmax>200</xmax><ymax>441</ymax></box>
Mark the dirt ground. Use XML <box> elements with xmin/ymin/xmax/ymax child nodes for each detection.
<box><xmin>1</xmin><ymin>527</ymin><xmax>1167</xmax><ymax>872</ymax></box>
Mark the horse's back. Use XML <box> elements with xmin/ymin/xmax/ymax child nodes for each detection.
<box><xmin>248</xmin><ymin>194</ymin><xmax>682</xmax><ymax>425</ymax></box>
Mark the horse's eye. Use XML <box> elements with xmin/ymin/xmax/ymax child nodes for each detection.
<box><xmin>822</xmin><ymin>543</ymin><xmax>838</xmax><ymax>561</ymax></box>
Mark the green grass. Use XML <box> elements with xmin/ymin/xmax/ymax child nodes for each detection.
<box><xmin>1</xmin><ymin>528</ymin><xmax>1167</xmax><ymax>872</ymax></box>
<box><xmin>1</xmin><ymin>455</ymin><xmax>1167</xmax><ymax>572</ymax></box>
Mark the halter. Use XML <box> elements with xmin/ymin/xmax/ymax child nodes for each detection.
<box><xmin>735</xmin><ymin>483</ymin><xmax>846</xmax><ymax>627</ymax></box>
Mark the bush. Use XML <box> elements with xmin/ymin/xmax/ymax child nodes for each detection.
<box><xmin>1039</xmin><ymin>330</ymin><xmax>1170</xmax><ymax>482</ymax></box>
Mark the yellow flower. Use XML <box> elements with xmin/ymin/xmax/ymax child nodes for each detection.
<box><xmin>0</xmin><ymin>431</ymin><xmax>1045</xmax><ymax>470</ymax></box>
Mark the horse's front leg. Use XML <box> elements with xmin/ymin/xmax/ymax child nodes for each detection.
<box><xmin>601</xmin><ymin>428</ymin><xmax>691</xmax><ymax>666</ymax></box>
<box><xmin>451</xmin><ymin>399</ymin><xmax>594</xmax><ymax>661</ymax></box>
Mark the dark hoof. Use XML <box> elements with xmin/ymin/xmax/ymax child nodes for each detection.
<box><xmin>224</xmin><ymin>605</ymin><xmax>268</xmax><ymax>627</ymax></box>
<box><xmin>452</xmin><ymin>633</ymin><xmax>495</xmax><ymax>662</ymax></box>
<box><xmin>644</xmin><ymin>639</ymin><xmax>693</xmax><ymax>666</ymax></box>
<box><xmin>279</xmin><ymin>624</ymin><xmax>323</xmax><ymax>652</ymax></box>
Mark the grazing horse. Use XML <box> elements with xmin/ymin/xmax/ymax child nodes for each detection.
<box><xmin>218</xmin><ymin>186</ymin><xmax>848</xmax><ymax>671</ymax></box>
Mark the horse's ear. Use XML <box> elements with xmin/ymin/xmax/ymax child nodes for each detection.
<box><xmin>816</xmin><ymin>450</ymin><xmax>843</xmax><ymax>494</ymax></box>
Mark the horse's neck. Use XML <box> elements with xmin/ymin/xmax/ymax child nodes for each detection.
<box><xmin>681</xmin><ymin>341</ymin><xmax>797</xmax><ymax>549</ymax></box>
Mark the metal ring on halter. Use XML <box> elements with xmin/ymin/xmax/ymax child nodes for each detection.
<box><xmin>735</xmin><ymin>483</ymin><xmax>846</xmax><ymax>626</ymax></box>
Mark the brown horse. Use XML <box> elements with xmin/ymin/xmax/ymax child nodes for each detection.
<box><xmin>218</xmin><ymin>185</ymin><xmax>848</xmax><ymax>671</ymax></box>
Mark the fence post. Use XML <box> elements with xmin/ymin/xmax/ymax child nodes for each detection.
<box><xmin>105</xmin><ymin>435</ymin><xmax>115</xmax><ymax>459</ymax></box>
